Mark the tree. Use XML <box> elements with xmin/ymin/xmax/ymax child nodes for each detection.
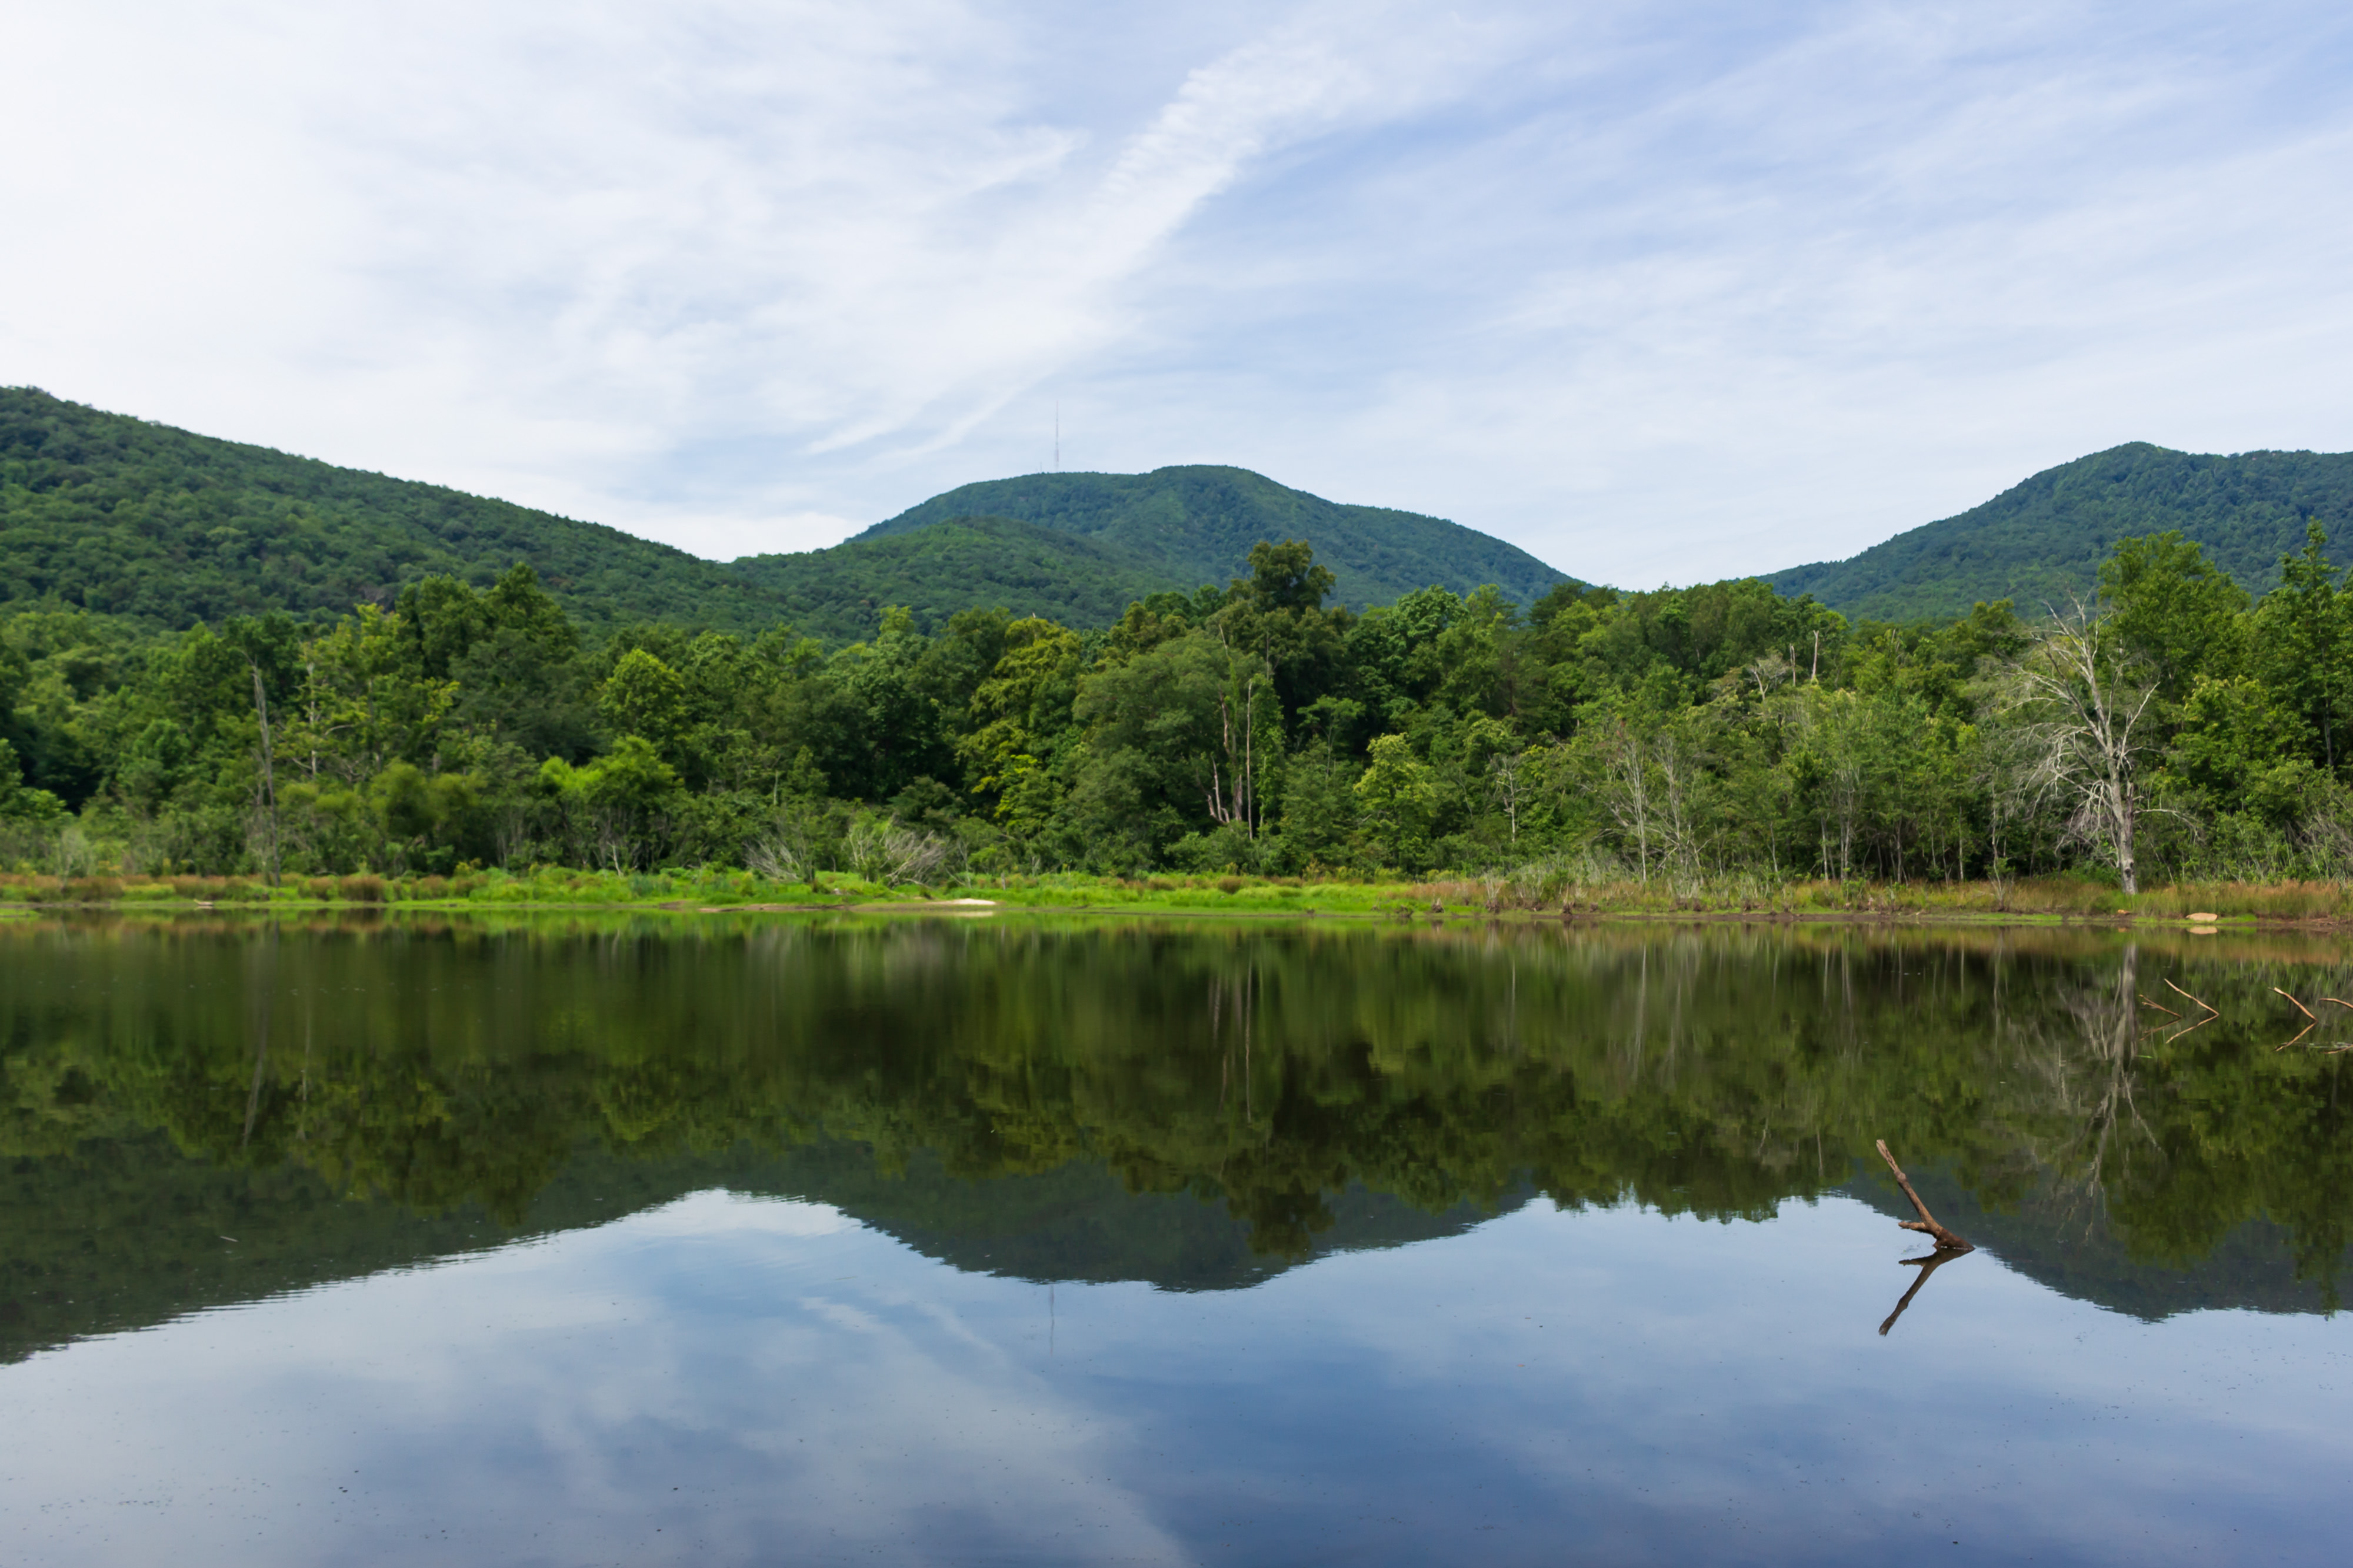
<box><xmin>2099</xmin><ymin>531</ymin><xmax>2249</xmax><ymax>707</ymax></box>
<box><xmin>1354</xmin><ymin>734</ymin><xmax>1438</xmax><ymax>870</ymax></box>
<box><xmin>2257</xmin><ymin>521</ymin><xmax>2348</xmax><ymax>773</ymax></box>
<box><xmin>2001</xmin><ymin>598</ymin><xmax>2159</xmax><ymax>893</ymax></box>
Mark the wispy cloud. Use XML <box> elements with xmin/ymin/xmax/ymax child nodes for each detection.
<box><xmin>5</xmin><ymin>1</ymin><xmax>2349</xmax><ymax>584</ymax></box>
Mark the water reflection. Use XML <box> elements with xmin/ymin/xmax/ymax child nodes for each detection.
<box><xmin>6</xmin><ymin>915</ymin><xmax>2353</xmax><ymax>1566</ymax></box>
<box><xmin>4</xmin><ymin>915</ymin><xmax>2348</xmax><ymax>1362</ymax></box>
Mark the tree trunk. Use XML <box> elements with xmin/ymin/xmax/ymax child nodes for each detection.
<box><xmin>2113</xmin><ymin>782</ymin><xmax>2138</xmax><ymax>894</ymax></box>
<box><xmin>250</xmin><ymin>662</ymin><xmax>281</xmax><ymax>887</ymax></box>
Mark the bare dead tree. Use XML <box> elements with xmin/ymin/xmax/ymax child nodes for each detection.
<box><xmin>1488</xmin><ymin>749</ymin><xmax>1528</xmax><ymax>845</ymax></box>
<box><xmin>1999</xmin><ymin>595</ymin><xmax>2159</xmax><ymax>894</ymax></box>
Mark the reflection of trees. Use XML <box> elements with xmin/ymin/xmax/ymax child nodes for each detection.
<box><xmin>0</xmin><ymin>918</ymin><xmax>2348</xmax><ymax>1291</ymax></box>
<box><xmin>2009</xmin><ymin>945</ymin><xmax>2161</xmax><ymax>1239</ymax></box>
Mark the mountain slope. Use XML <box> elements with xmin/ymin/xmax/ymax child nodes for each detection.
<box><xmin>0</xmin><ymin>386</ymin><xmax>792</xmax><ymax>632</ymax></box>
<box><xmin>729</xmin><ymin>515</ymin><xmax>1187</xmax><ymax>636</ymax></box>
<box><xmin>1772</xmin><ymin>443</ymin><xmax>2353</xmax><ymax>622</ymax></box>
<box><xmin>858</xmin><ymin>465</ymin><xmax>1574</xmax><ymax>609</ymax></box>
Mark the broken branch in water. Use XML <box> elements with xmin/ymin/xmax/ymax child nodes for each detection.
<box><xmin>2137</xmin><ymin>993</ymin><xmax>2181</xmax><ymax>1018</ymax></box>
<box><xmin>2274</xmin><ymin>987</ymin><xmax>2318</xmax><ymax>1022</ymax></box>
<box><xmin>2274</xmin><ymin>1023</ymin><xmax>2315</xmax><ymax>1053</ymax></box>
<box><xmin>1875</xmin><ymin>1140</ymin><xmax>1973</xmax><ymax>1253</ymax></box>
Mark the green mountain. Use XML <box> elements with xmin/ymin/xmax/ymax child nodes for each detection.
<box><xmin>1771</xmin><ymin>443</ymin><xmax>2353</xmax><ymax>623</ymax></box>
<box><xmin>1</xmin><ymin>389</ymin><xmax>1575</xmax><ymax>639</ymax></box>
<box><xmin>729</xmin><ymin>513</ymin><xmax>1187</xmax><ymax>634</ymax></box>
<box><xmin>0</xmin><ymin>386</ymin><xmax>790</xmax><ymax>633</ymax></box>
<box><xmin>855</xmin><ymin>465</ymin><xmax>1574</xmax><ymax>609</ymax></box>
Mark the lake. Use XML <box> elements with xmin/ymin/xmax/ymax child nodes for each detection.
<box><xmin>2</xmin><ymin>912</ymin><xmax>2348</xmax><ymax>1565</ymax></box>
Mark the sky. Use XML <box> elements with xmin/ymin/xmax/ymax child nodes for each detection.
<box><xmin>6</xmin><ymin>1</ymin><xmax>2351</xmax><ymax>587</ymax></box>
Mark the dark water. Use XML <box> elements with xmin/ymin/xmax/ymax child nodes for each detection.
<box><xmin>3</xmin><ymin>913</ymin><xmax>2350</xmax><ymax>1565</ymax></box>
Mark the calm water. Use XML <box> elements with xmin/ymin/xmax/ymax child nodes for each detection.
<box><xmin>3</xmin><ymin>913</ymin><xmax>2349</xmax><ymax>1566</ymax></box>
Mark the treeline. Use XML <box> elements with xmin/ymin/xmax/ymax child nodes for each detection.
<box><xmin>3</xmin><ymin>527</ymin><xmax>2349</xmax><ymax>888</ymax></box>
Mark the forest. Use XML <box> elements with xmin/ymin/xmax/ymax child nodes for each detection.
<box><xmin>4</xmin><ymin>511</ymin><xmax>2349</xmax><ymax>896</ymax></box>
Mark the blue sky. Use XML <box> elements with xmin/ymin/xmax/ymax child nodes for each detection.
<box><xmin>7</xmin><ymin>1</ymin><xmax>2351</xmax><ymax>586</ymax></box>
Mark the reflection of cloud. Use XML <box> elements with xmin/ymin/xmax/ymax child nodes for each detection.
<box><xmin>1</xmin><ymin>1189</ymin><xmax>2348</xmax><ymax>1564</ymax></box>
<box><xmin>0</xmin><ymin>1192</ymin><xmax>1188</xmax><ymax>1567</ymax></box>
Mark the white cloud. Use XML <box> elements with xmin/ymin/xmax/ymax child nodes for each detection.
<box><xmin>4</xmin><ymin>1</ymin><xmax>2350</xmax><ymax>585</ymax></box>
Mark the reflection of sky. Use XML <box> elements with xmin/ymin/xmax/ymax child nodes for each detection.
<box><xmin>3</xmin><ymin>1191</ymin><xmax>2345</xmax><ymax>1566</ymax></box>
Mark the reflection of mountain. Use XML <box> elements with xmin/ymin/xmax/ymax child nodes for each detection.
<box><xmin>1845</xmin><ymin>1167</ymin><xmax>2349</xmax><ymax>1321</ymax></box>
<box><xmin>1</xmin><ymin>1132</ymin><xmax>1524</xmax><ymax>1366</ymax></box>
<box><xmin>6</xmin><ymin>916</ymin><xmax>2352</xmax><ymax>1363</ymax></box>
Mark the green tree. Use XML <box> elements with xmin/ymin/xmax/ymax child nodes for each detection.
<box><xmin>2257</xmin><ymin>521</ymin><xmax>2348</xmax><ymax>773</ymax></box>
<box><xmin>1354</xmin><ymin>734</ymin><xmax>1438</xmax><ymax>870</ymax></box>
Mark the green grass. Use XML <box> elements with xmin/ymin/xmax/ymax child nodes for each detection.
<box><xmin>2</xmin><ymin>866</ymin><xmax>2345</xmax><ymax>925</ymax></box>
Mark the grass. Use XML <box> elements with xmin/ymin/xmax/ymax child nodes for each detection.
<box><xmin>2</xmin><ymin>866</ymin><xmax>2349</xmax><ymax>925</ymax></box>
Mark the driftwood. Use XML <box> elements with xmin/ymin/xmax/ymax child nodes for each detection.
<box><xmin>1875</xmin><ymin>1140</ymin><xmax>1973</xmax><ymax>1253</ymax></box>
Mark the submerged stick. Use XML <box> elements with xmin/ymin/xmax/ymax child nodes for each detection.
<box><xmin>1875</xmin><ymin>1140</ymin><xmax>1973</xmax><ymax>1253</ymax></box>
<box><xmin>2137</xmin><ymin>993</ymin><xmax>2181</xmax><ymax>1018</ymax></box>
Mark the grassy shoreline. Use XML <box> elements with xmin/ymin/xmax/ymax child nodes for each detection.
<box><xmin>4</xmin><ymin>867</ymin><xmax>2350</xmax><ymax>928</ymax></box>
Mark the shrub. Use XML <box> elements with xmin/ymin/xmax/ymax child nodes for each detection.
<box><xmin>340</xmin><ymin>873</ymin><xmax>386</xmax><ymax>903</ymax></box>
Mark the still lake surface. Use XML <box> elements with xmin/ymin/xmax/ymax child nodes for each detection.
<box><xmin>2</xmin><ymin>912</ymin><xmax>2349</xmax><ymax>1565</ymax></box>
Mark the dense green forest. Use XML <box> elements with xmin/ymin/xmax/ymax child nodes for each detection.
<box><xmin>1773</xmin><ymin>442</ymin><xmax>2353</xmax><ymax>622</ymax></box>
<box><xmin>734</xmin><ymin>513</ymin><xmax>1185</xmax><ymax>635</ymax></box>
<box><xmin>5</xmin><ymin>495</ymin><xmax>2351</xmax><ymax>891</ymax></box>
<box><xmin>0</xmin><ymin>389</ymin><xmax>1569</xmax><ymax>641</ymax></box>
<box><xmin>854</xmin><ymin>463</ymin><xmax>1572</xmax><ymax>609</ymax></box>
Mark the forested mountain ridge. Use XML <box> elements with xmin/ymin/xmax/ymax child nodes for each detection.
<box><xmin>729</xmin><ymin>515</ymin><xmax>1187</xmax><ymax>635</ymax></box>
<box><xmin>0</xmin><ymin>386</ymin><xmax>794</xmax><ymax>632</ymax></box>
<box><xmin>858</xmin><ymin>465</ymin><xmax>1574</xmax><ymax>609</ymax></box>
<box><xmin>1772</xmin><ymin>443</ymin><xmax>2353</xmax><ymax>622</ymax></box>
<box><xmin>0</xmin><ymin>390</ymin><xmax>1575</xmax><ymax>639</ymax></box>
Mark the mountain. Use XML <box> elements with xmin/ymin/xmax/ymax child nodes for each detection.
<box><xmin>1</xmin><ymin>390</ymin><xmax>1575</xmax><ymax>639</ymax></box>
<box><xmin>0</xmin><ymin>386</ymin><xmax>794</xmax><ymax>633</ymax></box>
<box><xmin>729</xmin><ymin>514</ymin><xmax>1187</xmax><ymax>634</ymax></box>
<box><xmin>854</xmin><ymin>465</ymin><xmax>1574</xmax><ymax>609</ymax></box>
<box><xmin>1772</xmin><ymin>443</ymin><xmax>2353</xmax><ymax>623</ymax></box>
